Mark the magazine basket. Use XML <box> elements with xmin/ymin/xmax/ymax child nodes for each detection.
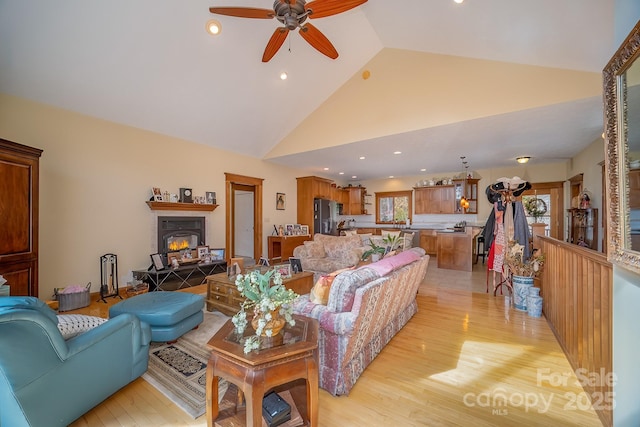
<box><xmin>55</xmin><ymin>282</ymin><xmax>91</xmax><ymax>312</ymax></box>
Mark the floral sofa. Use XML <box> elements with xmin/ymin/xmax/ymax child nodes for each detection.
<box><xmin>292</xmin><ymin>233</ymin><xmax>365</xmax><ymax>281</ymax></box>
<box><xmin>292</xmin><ymin>247</ymin><xmax>430</xmax><ymax>395</ymax></box>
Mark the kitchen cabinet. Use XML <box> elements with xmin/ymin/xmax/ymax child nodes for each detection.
<box><xmin>0</xmin><ymin>139</ymin><xmax>43</xmax><ymax>296</ymax></box>
<box><xmin>567</xmin><ymin>208</ymin><xmax>598</xmax><ymax>250</ymax></box>
<box><xmin>347</xmin><ymin>187</ymin><xmax>366</xmax><ymax>215</ymax></box>
<box><xmin>414</xmin><ymin>186</ymin><xmax>455</xmax><ymax>214</ymax></box>
<box><xmin>453</xmin><ymin>178</ymin><xmax>479</xmax><ymax>214</ymax></box>
<box><xmin>419</xmin><ymin>230</ymin><xmax>438</xmax><ymax>256</ymax></box>
<box><xmin>297</xmin><ymin>176</ymin><xmax>335</xmax><ymax>235</ymax></box>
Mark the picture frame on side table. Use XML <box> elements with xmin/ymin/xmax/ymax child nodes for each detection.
<box><xmin>150</xmin><ymin>253</ymin><xmax>165</xmax><ymax>270</ymax></box>
<box><xmin>300</xmin><ymin>225</ymin><xmax>309</xmax><ymax>235</ymax></box>
<box><xmin>293</xmin><ymin>224</ymin><xmax>302</xmax><ymax>235</ymax></box>
<box><xmin>285</xmin><ymin>224</ymin><xmax>294</xmax><ymax>236</ymax></box>
<box><xmin>210</xmin><ymin>248</ymin><xmax>225</xmax><ymax>261</ymax></box>
<box><xmin>275</xmin><ymin>263</ymin><xmax>292</xmax><ymax>278</ymax></box>
<box><xmin>276</xmin><ymin>193</ymin><xmax>286</xmax><ymax>210</ymax></box>
<box><xmin>289</xmin><ymin>257</ymin><xmax>302</xmax><ymax>274</ymax></box>
<box><xmin>197</xmin><ymin>245</ymin><xmax>210</xmax><ymax>259</ymax></box>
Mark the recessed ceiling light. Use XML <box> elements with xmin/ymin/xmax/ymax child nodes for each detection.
<box><xmin>389</xmin><ymin>176</ymin><xmax>394</xmax><ymax>179</ymax></box>
<box><xmin>516</xmin><ymin>156</ymin><xmax>531</xmax><ymax>164</ymax></box>
<box><xmin>323</xmin><ymin>167</ymin><xmax>329</xmax><ymax>171</ymax></box>
<box><xmin>359</xmin><ymin>156</ymin><xmax>365</xmax><ymax>160</ymax></box>
<box><xmin>393</xmin><ymin>151</ymin><xmax>402</xmax><ymax>155</ymax></box>
<box><xmin>420</xmin><ymin>168</ymin><xmax>426</xmax><ymax>172</ymax></box>
<box><xmin>205</xmin><ymin>19</ymin><xmax>222</xmax><ymax>36</ymax></box>
<box><xmin>454</xmin><ymin>0</ymin><xmax>464</xmax><ymax>4</ymax></box>
<box><xmin>352</xmin><ymin>175</ymin><xmax>357</xmax><ymax>179</ymax></box>
<box><xmin>339</xmin><ymin>172</ymin><xmax>344</xmax><ymax>175</ymax></box>
<box><xmin>280</xmin><ymin>72</ymin><xmax>288</xmax><ymax>80</ymax></box>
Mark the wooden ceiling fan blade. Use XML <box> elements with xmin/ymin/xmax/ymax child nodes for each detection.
<box><xmin>209</xmin><ymin>7</ymin><xmax>274</xmax><ymax>19</ymax></box>
<box><xmin>299</xmin><ymin>23</ymin><xmax>338</xmax><ymax>59</ymax></box>
<box><xmin>262</xmin><ymin>27</ymin><xmax>289</xmax><ymax>62</ymax></box>
<box><xmin>305</xmin><ymin>0</ymin><xmax>368</xmax><ymax>19</ymax></box>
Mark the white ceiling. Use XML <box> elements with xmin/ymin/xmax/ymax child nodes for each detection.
<box><xmin>0</xmin><ymin>0</ymin><xmax>615</xmax><ymax>181</ymax></box>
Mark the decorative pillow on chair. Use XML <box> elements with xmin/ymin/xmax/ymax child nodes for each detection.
<box><xmin>310</xmin><ymin>267</ymin><xmax>353</xmax><ymax>305</ymax></box>
<box><xmin>57</xmin><ymin>314</ymin><xmax>107</xmax><ymax>340</ymax></box>
<box><xmin>303</xmin><ymin>240</ymin><xmax>326</xmax><ymax>258</ymax></box>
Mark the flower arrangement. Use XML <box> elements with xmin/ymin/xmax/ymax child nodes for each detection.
<box><xmin>231</xmin><ymin>268</ymin><xmax>298</xmax><ymax>353</ymax></box>
<box><xmin>523</xmin><ymin>196</ymin><xmax>547</xmax><ymax>222</ymax></box>
<box><xmin>504</xmin><ymin>240</ymin><xmax>545</xmax><ymax>277</ymax></box>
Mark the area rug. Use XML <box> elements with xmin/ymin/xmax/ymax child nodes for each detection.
<box><xmin>142</xmin><ymin>309</ymin><xmax>230</xmax><ymax>418</ymax></box>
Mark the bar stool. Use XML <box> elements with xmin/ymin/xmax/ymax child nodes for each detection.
<box><xmin>475</xmin><ymin>234</ymin><xmax>486</xmax><ymax>264</ymax></box>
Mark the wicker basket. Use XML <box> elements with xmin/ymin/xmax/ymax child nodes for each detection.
<box><xmin>125</xmin><ymin>282</ymin><xmax>149</xmax><ymax>298</ymax></box>
<box><xmin>55</xmin><ymin>283</ymin><xmax>91</xmax><ymax>312</ymax></box>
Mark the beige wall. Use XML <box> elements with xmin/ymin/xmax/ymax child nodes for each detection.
<box><xmin>0</xmin><ymin>94</ymin><xmax>305</xmax><ymax>299</ymax></box>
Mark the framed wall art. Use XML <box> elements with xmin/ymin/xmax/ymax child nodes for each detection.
<box><xmin>276</xmin><ymin>193</ymin><xmax>286</xmax><ymax>210</ymax></box>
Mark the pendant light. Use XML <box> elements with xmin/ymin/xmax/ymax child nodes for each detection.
<box><xmin>459</xmin><ymin>157</ymin><xmax>470</xmax><ymax>211</ymax></box>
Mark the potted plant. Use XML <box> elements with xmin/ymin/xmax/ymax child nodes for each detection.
<box><xmin>231</xmin><ymin>269</ymin><xmax>298</xmax><ymax>353</ymax></box>
<box><xmin>361</xmin><ymin>240</ymin><xmax>386</xmax><ymax>262</ymax></box>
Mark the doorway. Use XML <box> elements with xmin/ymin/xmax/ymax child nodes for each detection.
<box><xmin>224</xmin><ymin>173</ymin><xmax>263</xmax><ymax>263</ymax></box>
<box><xmin>521</xmin><ymin>181</ymin><xmax>564</xmax><ymax>241</ymax></box>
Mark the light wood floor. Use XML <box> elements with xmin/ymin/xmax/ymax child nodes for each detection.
<box><xmin>69</xmin><ymin>262</ymin><xmax>602</xmax><ymax>426</ymax></box>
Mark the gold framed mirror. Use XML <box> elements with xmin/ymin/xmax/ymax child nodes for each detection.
<box><xmin>603</xmin><ymin>19</ymin><xmax>640</xmax><ymax>274</ymax></box>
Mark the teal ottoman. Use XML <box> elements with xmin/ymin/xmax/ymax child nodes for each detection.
<box><xmin>109</xmin><ymin>292</ymin><xmax>204</xmax><ymax>342</ymax></box>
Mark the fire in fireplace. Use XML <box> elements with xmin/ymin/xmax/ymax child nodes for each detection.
<box><xmin>157</xmin><ymin>216</ymin><xmax>205</xmax><ymax>254</ymax></box>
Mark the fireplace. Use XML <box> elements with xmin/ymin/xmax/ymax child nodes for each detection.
<box><xmin>157</xmin><ymin>216</ymin><xmax>205</xmax><ymax>254</ymax></box>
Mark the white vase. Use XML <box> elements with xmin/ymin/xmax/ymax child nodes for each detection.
<box><xmin>512</xmin><ymin>276</ymin><xmax>534</xmax><ymax>311</ymax></box>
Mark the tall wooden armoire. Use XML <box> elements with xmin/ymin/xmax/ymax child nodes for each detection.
<box><xmin>0</xmin><ymin>139</ymin><xmax>43</xmax><ymax>296</ymax></box>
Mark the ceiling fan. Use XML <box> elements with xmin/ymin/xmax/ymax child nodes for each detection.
<box><xmin>209</xmin><ymin>0</ymin><xmax>368</xmax><ymax>62</ymax></box>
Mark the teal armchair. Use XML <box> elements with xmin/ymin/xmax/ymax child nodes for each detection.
<box><xmin>0</xmin><ymin>297</ymin><xmax>151</xmax><ymax>427</ymax></box>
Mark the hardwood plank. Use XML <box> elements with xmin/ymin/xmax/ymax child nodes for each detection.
<box><xmin>68</xmin><ymin>264</ymin><xmax>602</xmax><ymax>426</ymax></box>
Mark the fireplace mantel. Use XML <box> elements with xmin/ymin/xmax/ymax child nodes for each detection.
<box><xmin>146</xmin><ymin>201</ymin><xmax>218</xmax><ymax>212</ymax></box>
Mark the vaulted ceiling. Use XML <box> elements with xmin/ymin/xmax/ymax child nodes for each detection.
<box><xmin>0</xmin><ymin>0</ymin><xmax>615</xmax><ymax>181</ymax></box>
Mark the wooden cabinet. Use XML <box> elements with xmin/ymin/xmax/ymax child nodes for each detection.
<box><xmin>419</xmin><ymin>230</ymin><xmax>438</xmax><ymax>256</ymax></box>
<box><xmin>206</xmin><ymin>271</ymin><xmax>314</xmax><ymax>316</ymax></box>
<box><xmin>630</xmin><ymin>169</ymin><xmax>640</xmax><ymax>209</ymax></box>
<box><xmin>347</xmin><ymin>187</ymin><xmax>365</xmax><ymax>215</ymax></box>
<box><xmin>414</xmin><ymin>186</ymin><xmax>455</xmax><ymax>214</ymax></box>
<box><xmin>567</xmin><ymin>208</ymin><xmax>598</xmax><ymax>250</ymax></box>
<box><xmin>267</xmin><ymin>235</ymin><xmax>311</xmax><ymax>263</ymax></box>
<box><xmin>436</xmin><ymin>230</ymin><xmax>473</xmax><ymax>271</ymax></box>
<box><xmin>0</xmin><ymin>139</ymin><xmax>42</xmax><ymax>297</ymax></box>
<box><xmin>453</xmin><ymin>178</ymin><xmax>479</xmax><ymax>214</ymax></box>
<box><xmin>297</xmin><ymin>176</ymin><xmax>334</xmax><ymax>235</ymax></box>
<box><xmin>206</xmin><ymin>273</ymin><xmax>246</xmax><ymax>316</ymax></box>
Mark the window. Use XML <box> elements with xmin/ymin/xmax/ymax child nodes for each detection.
<box><xmin>375</xmin><ymin>191</ymin><xmax>412</xmax><ymax>225</ymax></box>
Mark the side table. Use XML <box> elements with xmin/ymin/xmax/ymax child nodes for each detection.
<box><xmin>206</xmin><ymin>271</ymin><xmax>314</xmax><ymax>316</ymax></box>
<box><xmin>206</xmin><ymin>315</ymin><xmax>319</xmax><ymax>427</ymax></box>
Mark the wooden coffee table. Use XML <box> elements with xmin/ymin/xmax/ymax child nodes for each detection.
<box><xmin>205</xmin><ymin>315</ymin><xmax>319</xmax><ymax>427</ymax></box>
<box><xmin>206</xmin><ymin>271</ymin><xmax>314</xmax><ymax>316</ymax></box>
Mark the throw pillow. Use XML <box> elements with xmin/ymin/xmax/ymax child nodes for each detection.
<box><xmin>343</xmin><ymin>230</ymin><xmax>358</xmax><ymax>236</ymax></box>
<box><xmin>310</xmin><ymin>267</ymin><xmax>353</xmax><ymax>305</ymax></box>
<box><xmin>304</xmin><ymin>240</ymin><xmax>326</xmax><ymax>258</ymax></box>
<box><xmin>57</xmin><ymin>314</ymin><xmax>107</xmax><ymax>340</ymax></box>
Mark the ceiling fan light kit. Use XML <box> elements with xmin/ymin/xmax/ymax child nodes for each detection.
<box><xmin>205</xmin><ymin>19</ymin><xmax>222</xmax><ymax>35</ymax></box>
<box><xmin>210</xmin><ymin>0</ymin><xmax>368</xmax><ymax>62</ymax></box>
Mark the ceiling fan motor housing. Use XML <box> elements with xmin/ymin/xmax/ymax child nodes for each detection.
<box><xmin>274</xmin><ymin>0</ymin><xmax>308</xmax><ymax>29</ymax></box>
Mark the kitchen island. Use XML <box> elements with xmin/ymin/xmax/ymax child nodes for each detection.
<box><xmin>436</xmin><ymin>226</ymin><xmax>482</xmax><ymax>272</ymax></box>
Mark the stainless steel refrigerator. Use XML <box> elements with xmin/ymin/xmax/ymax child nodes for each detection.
<box><xmin>314</xmin><ymin>198</ymin><xmax>337</xmax><ymax>235</ymax></box>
